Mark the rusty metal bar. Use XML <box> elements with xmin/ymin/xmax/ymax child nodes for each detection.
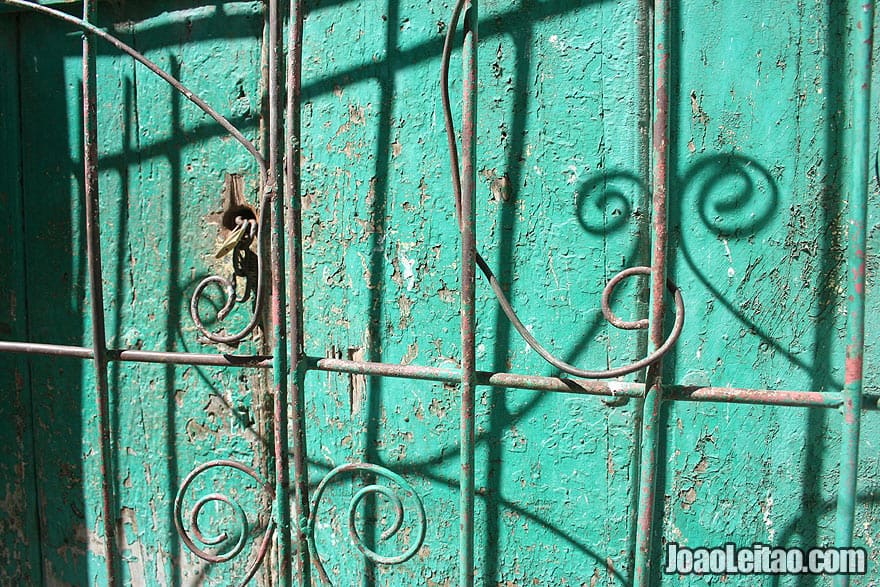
<box><xmin>833</xmin><ymin>1</ymin><xmax>874</xmax><ymax>583</ymax></box>
<box><xmin>633</xmin><ymin>0</ymin><xmax>671</xmax><ymax>582</ymax></box>
<box><xmin>286</xmin><ymin>0</ymin><xmax>312</xmax><ymax>583</ymax></box>
<box><xmin>0</xmin><ymin>342</ymin><xmax>274</xmax><ymax>367</ymax></box>
<box><xmin>2</xmin><ymin>0</ymin><xmax>272</xmax><ymax>346</ymax></box>
<box><xmin>265</xmin><ymin>0</ymin><xmax>292</xmax><ymax>583</ymax></box>
<box><xmin>666</xmin><ymin>386</ymin><xmax>844</xmax><ymax>408</ymax></box>
<box><xmin>1</xmin><ymin>337</ymin><xmax>870</xmax><ymax>411</ymax></box>
<box><xmin>0</xmin><ymin>342</ymin><xmax>273</xmax><ymax>367</ymax></box>
<box><xmin>0</xmin><ymin>339</ymin><xmax>870</xmax><ymax>409</ymax></box>
<box><xmin>81</xmin><ymin>0</ymin><xmax>117</xmax><ymax>582</ymax></box>
<box><xmin>442</xmin><ymin>14</ymin><xmax>684</xmax><ymax>384</ymax></box>
<box><xmin>0</xmin><ymin>341</ymin><xmax>97</xmax><ymax>359</ymax></box>
<box><xmin>1</xmin><ymin>1</ymin><xmax>875</xmax><ymax>583</ymax></box>
<box><xmin>107</xmin><ymin>349</ymin><xmax>271</xmax><ymax>368</ymax></box>
<box><xmin>305</xmin><ymin>357</ymin><xmax>859</xmax><ymax>408</ymax></box>
<box><xmin>459</xmin><ymin>2</ymin><xmax>478</xmax><ymax>585</ymax></box>
<box><xmin>0</xmin><ymin>0</ymin><xmax>266</xmax><ymax>179</ymax></box>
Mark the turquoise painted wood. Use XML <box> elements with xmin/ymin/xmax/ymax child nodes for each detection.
<box><xmin>0</xmin><ymin>0</ymin><xmax>878</xmax><ymax>585</ymax></box>
<box><xmin>2</xmin><ymin>2</ymin><xmax>272</xmax><ymax>584</ymax></box>
<box><xmin>0</xmin><ymin>16</ymin><xmax>43</xmax><ymax>585</ymax></box>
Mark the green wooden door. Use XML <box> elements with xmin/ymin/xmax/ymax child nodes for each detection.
<box><xmin>0</xmin><ymin>0</ymin><xmax>878</xmax><ymax>586</ymax></box>
<box><xmin>1</xmin><ymin>1</ymin><xmax>274</xmax><ymax>584</ymax></box>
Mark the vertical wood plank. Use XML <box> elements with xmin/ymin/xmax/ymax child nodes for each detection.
<box><xmin>0</xmin><ymin>14</ymin><xmax>43</xmax><ymax>585</ymax></box>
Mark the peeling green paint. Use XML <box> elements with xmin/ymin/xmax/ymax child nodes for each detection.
<box><xmin>0</xmin><ymin>0</ymin><xmax>878</xmax><ymax>585</ymax></box>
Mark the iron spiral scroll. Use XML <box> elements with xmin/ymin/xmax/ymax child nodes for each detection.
<box><xmin>0</xmin><ymin>0</ymin><xmax>272</xmax><ymax>348</ymax></box>
<box><xmin>308</xmin><ymin>463</ymin><xmax>428</xmax><ymax>585</ymax></box>
<box><xmin>174</xmin><ymin>460</ymin><xmax>276</xmax><ymax>586</ymax></box>
<box><xmin>5</xmin><ymin>0</ymin><xmax>687</xmax><ymax>362</ymax></box>
<box><xmin>189</xmin><ymin>186</ymin><xmax>271</xmax><ymax>345</ymax></box>
<box><xmin>441</xmin><ymin>0</ymin><xmax>685</xmax><ymax>379</ymax></box>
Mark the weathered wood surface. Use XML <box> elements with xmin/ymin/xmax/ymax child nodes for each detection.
<box><xmin>0</xmin><ymin>0</ymin><xmax>877</xmax><ymax>585</ymax></box>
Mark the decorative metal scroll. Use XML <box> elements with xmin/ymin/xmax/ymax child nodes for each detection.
<box><xmin>1</xmin><ymin>0</ymin><xmax>270</xmax><ymax>347</ymax></box>
<box><xmin>191</xmin><ymin>174</ymin><xmax>265</xmax><ymax>345</ymax></box>
<box><xmin>2</xmin><ymin>0</ymin><xmax>687</xmax><ymax>584</ymax></box>
<box><xmin>307</xmin><ymin>463</ymin><xmax>428</xmax><ymax>585</ymax></box>
<box><xmin>441</xmin><ymin>0</ymin><xmax>685</xmax><ymax>380</ymax></box>
<box><xmin>173</xmin><ymin>460</ymin><xmax>276</xmax><ymax>586</ymax></box>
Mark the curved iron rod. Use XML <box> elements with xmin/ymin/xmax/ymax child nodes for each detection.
<box><xmin>1</xmin><ymin>0</ymin><xmax>267</xmax><ymax>179</ymax></box>
<box><xmin>306</xmin><ymin>463</ymin><xmax>427</xmax><ymax>585</ymax></box>
<box><xmin>174</xmin><ymin>459</ymin><xmax>276</xmax><ymax>586</ymax></box>
<box><xmin>3</xmin><ymin>0</ymin><xmax>272</xmax><ymax>345</ymax></box>
<box><xmin>440</xmin><ymin>0</ymin><xmax>467</xmax><ymax>232</ymax></box>
<box><xmin>441</xmin><ymin>0</ymin><xmax>684</xmax><ymax>381</ymax></box>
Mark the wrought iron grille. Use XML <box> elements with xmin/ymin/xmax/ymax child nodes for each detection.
<box><xmin>0</xmin><ymin>0</ymin><xmax>874</xmax><ymax>585</ymax></box>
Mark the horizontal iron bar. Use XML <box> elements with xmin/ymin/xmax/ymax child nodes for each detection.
<box><xmin>305</xmin><ymin>357</ymin><xmax>871</xmax><ymax>410</ymax></box>
<box><xmin>0</xmin><ymin>341</ymin><xmax>95</xmax><ymax>359</ymax></box>
<box><xmin>1</xmin><ymin>341</ymin><xmax>874</xmax><ymax>409</ymax></box>
<box><xmin>0</xmin><ymin>341</ymin><xmax>273</xmax><ymax>368</ymax></box>
<box><xmin>113</xmin><ymin>349</ymin><xmax>272</xmax><ymax>367</ymax></box>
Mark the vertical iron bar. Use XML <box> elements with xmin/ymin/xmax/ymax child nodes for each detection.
<box><xmin>286</xmin><ymin>0</ymin><xmax>311</xmax><ymax>583</ymax></box>
<box><xmin>82</xmin><ymin>0</ymin><xmax>117</xmax><ymax>583</ymax></box>
<box><xmin>267</xmin><ymin>0</ymin><xmax>292</xmax><ymax>584</ymax></box>
<box><xmin>627</xmin><ymin>2</ymin><xmax>653</xmax><ymax>583</ymax></box>
<box><xmin>833</xmin><ymin>2</ymin><xmax>873</xmax><ymax>584</ymax></box>
<box><xmin>460</xmin><ymin>3</ymin><xmax>477</xmax><ymax>586</ymax></box>
<box><xmin>633</xmin><ymin>0</ymin><xmax>670</xmax><ymax>583</ymax></box>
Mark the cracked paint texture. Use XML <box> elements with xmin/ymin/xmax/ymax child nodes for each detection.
<box><xmin>0</xmin><ymin>0</ymin><xmax>879</xmax><ymax>585</ymax></box>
